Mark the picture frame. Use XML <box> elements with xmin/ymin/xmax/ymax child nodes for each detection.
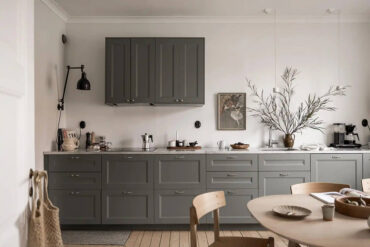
<box><xmin>217</xmin><ymin>93</ymin><xmax>246</xmax><ymax>130</ymax></box>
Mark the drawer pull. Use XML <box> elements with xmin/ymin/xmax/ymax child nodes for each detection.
<box><xmin>226</xmin><ymin>191</ymin><xmax>234</xmax><ymax>195</ymax></box>
<box><xmin>227</xmin><ymin>173</ymin><xmax>238</xmax><ymax>177</ymax></box>
<box><xmin>226</xmin><ymin>156</ymin><xmax>237</xmax><ymax>160</ymax></box>
<box><xmin>331</xmin><ymin>156</ymin><xmax>341</xmax><ymax>159</ymax></box>
<box><xmin>127</xmin><ymin>156</ymin><xmax>134</xmax><ymax>159</ymax></box>
<box><xmin>174</xmin><ymin>191</ymin><xmax>185</xmax><ymax>194</ymax></box>
<box><xmin>71</xmin><ymin>156</ymin><xmax>80</xmax><ymax>159</ymax></box>
<box><xmin>70</xmin><ymin>174</ymin><xmax>80</xmax><ymax>177</ymax></box>
<box><xmin>123</xmin><ymin>191</ymin><xmax>133</xmax><ymax>195</ymax></box>
<box><xmin>279</xmin><ymin>173</ymin><xmax>289</xmax><ymax>177</ymax></box>
<box><xmin>70</xmin><ymin>191</ymin><xmax>80</xmax><ymax>195</ymax></box>
<box><xmin>175</xmin><ymin>156</ymin><xmax>185</xmax><ymax>159</ymax></box>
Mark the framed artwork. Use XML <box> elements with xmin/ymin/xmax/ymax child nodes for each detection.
<box><xmin>217</xmin><ymin>93</ymin><xmax>246</xmax><ymax>130</ymax></box>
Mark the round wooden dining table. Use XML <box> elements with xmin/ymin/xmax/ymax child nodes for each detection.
<box><xmin>247</xmin><ymin>195</ymin><xmax>369</xmax><ymax>247</ymax></box>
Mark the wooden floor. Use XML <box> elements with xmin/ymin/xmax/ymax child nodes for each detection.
<box><xmin>65</xmin><ymin>230</ymin><xmax>305</xmax><ymax>247</ymax></box>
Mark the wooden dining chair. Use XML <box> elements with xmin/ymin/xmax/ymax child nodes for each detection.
<box><xmin>362</xmin><ymin>178</ymin><xmax>370</xmax><ymax>193</ymax></box>
<box><xmin>290</xmin><ymin>182</ymin><xmax>350</xmax><ymax>195</ymax></box>
<box><xmin>190</xmin><ymin>191</ymin><xmax>274</xmax><ymax>247</ymax></box>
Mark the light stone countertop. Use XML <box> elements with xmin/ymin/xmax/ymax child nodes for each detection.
<box><xmin>44</xmin><ymin>147</ymin><xmax>370</xmax><ymax>155</ymax></box>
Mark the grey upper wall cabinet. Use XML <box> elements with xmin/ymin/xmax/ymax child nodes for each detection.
<box><xmin>105</xmin><ymin>38</ymin><xmax>205</xmax><ymax>105</ymax></box>
<box><xmin>155</xmin><ymin>38</ymin><xmax>205</xmax><ymax>105</ymax></box>
<box><xmin>311</xmin><ymin>154</ymin><xmax>363</xmax><ymax>190</ymax></box>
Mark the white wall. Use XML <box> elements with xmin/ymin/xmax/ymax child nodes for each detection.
<box><xmin>63</xmin><ymin>20</ymin><xmax>370</xmax><ymax>149</ymax></box>
<box><xmin>35</xmin><ymin>0</ymin><xmax>66</xmax><ymax>169</ymax></box>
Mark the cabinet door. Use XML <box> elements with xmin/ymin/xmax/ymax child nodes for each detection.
<box><xmin>46</xmin><ymin>154</ymin><xmax>101</xmax><ymax>172</ymax></box>
<box><xmin>102</xmin><ymin>189</ymin><xmax>153</xmax><ymax>224</ymax></box>
<box><xmin>102</xmin><ymin>154</ymin><xmax>153</xmax><ymax>189</ymax></box>
<box><xmin>105</xmin><ymin>38</ymin><xmax>131</xmax><ymax>104</ymax></box>
<box><xmin>154</xmin><ymin>189</ymin><xmax>206</xmax><ymax>224</ymax></box>
<box><xmin>155</xmin><ymin>38</ymin><xmax>205</xmax><ymax>104</ymax></box>
<box><xmin>207</xmin><ymin>172</ymin><xmax>258</xmax><ymax>189</ymax></box>
<box><xmin>154</xmin><ymin>154</ymin><xmax>206</xmax><ymax>189</ymax></box>
<box><xmin>259</xmin><ymin>171</ymin><xmax>310</xmax><ymax>196</ymax></box>
<box><xmin>131</xmin><ymin>38</ymin><xmax>155</xmax><ymax>103</ymax></box>
<box><xmin>48</xmin><ymin>172</ymin><xmax>101</xmax><ymax>189</ymax></box>
<box><xmin>364</xmin><ymin>154</ymin><xmax>370</xmax><ymax>179</ymax></box>
<box><xmin>259</xmin><ymin>154</ymin><xmax>310</xmax><ymax>171</ymax></box>
<box><xmin>206</xmin><ymin>154</ymin><xmax>258</xmax><ymax>172</ymax></box>
<box><xmin>207</xmin><ymin>189</ymin><xmax>258</xmax><ymax>224</ymax></box>
<box><xmin>49</xmin><ymin>190</ymin><xmax>101</xmax><ymax>225</ymax></box>
<box><xmin>311</xmin><ymin>154</ymin><xmax>362</xmax><ymax>189</ymax></box>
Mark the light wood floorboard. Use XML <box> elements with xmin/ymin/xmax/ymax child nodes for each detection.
<box><xmin>64</xmin><ymin>230</ymin><xmax>294</xmax><ymax>247</ymax></box>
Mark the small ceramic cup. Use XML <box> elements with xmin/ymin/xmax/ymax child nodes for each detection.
<box><xmin>322</xmin><ymin>204</ymin><xmax>335</xmax><ymax>221</ymax></box>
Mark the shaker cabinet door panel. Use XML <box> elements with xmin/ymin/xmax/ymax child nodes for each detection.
<box><xmin>131</xmin><ymin>38</ymin><xmax>155</xmax><ymax>103</ymax></box>
<box><xmin>105</xmin><ymin>38</ymin><xmax>131</xmax><ymax>104</ymax></box>
<box><xmin>207</xmin><ymin>189</ymin><xmax>258</xmax><ymax>224</ymax></box>
<box><xmin>311</xmin><ymin>154</ymin><xmax>362</xmax><ymax>190</ymax></box>
<box><xmin>206</xmin><ymin>154</ymin><xmax>258</xmax><ymax>171</ymax></box>
<box><xmin>48</xmin><ymin>172</ymin><xmax>101</xmax><ymax>189</ymax></box>
<box><xmin>102</xmin><ymin>155</ymin><xmax>153</xmax><ymax>189</ymax></box>
<box><xmin>259</xmin><ymin>171</ymin><xmax>310</xmax><ymax>196</ymax></box>
<box><xmin>154</xmin><ymin>155</ymin><xmax>206</xmax><ymax>189</ymax></box>
<box><xmin>207</xmin><ymin>172</ymin><xmax>258</xmax><ymax>189</ymax></box>
<box><xmin>102</xmin><ymin>189</ymin><xmax>153</xmax><ymax>224</ymax></box>
<box><xmin>49</xmin><ymin>190</ymin><xmax>101</xmax><ymax>225</ymax></box>
<box><xmin>47</xmin><ymin>154</ymin><xmax>101</xmax><ymax>172</ymax></box>
<box><xmin>259</xmin><ymin>154</ymin><xmax>310</xmax><ymax>171</ymax></box>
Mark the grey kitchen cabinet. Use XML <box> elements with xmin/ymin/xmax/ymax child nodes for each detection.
<box><xmin>259</xmin><ymin>154</ymin><xmax>310</xmax><ymax>171</ymax></box>
<box><xmin>48</xmin><ymin>172</ymin><xmax>101</xmax><ymax>189</ymax></box>
<box><xmin>206</xmin><ymin>154</ymin><xmax>258</xmax><ymax>172</ymax></box>
<box><xmin>207</xmin><ymin>172</ymin><xmax>258</xmax><ymax>189</ymax></box>
<box><xmin>49</xmin><ymin>189</ymin><xmax>101</xmax><ymax>225</ymax></box>
<box><xmin>102</xmin><ymin>189</ymin><xmax>153</xmax><ymax>224</ymax></box>
<box><xmin>259</xmin><ymin>171</ymin><xmax>310</xmax><ymax>196</ymax></box>
<box><xmin>45</xmin><ymin>154</ymin><xmax>101</xmax><ymax>172</ymax></box>
<box><xmin>311</xmin><ymin>154</ymin><xmax>363</xmax><ymax>189</ymax></box>
<box><xmin>130</xmin><ymin>38</ymin><xmax>156</xmax><ymax>103</ymax></box>
<box><xmin>154</xmin><ymin>154</ymin><xmax>206</xmax><ymax>189</ymax></box>
<box><xmin>105</xmin><ymin>38</ymin><xmax>131</xmax><ymax>104</ymax></box>
<box><xmin>154</xmin><ymin>189</ymin><xmax>206</xmax><ymax>224</ymax></box>
<box><xmin>155</xmin><ymin>38</ymin><xmax>205</xmax><ymax>105</ymax></box>
<box><xmin>102</xmin><ymin>154</ymin><xmax>153</xmax><ymax>189</ymax></box>
<box><xmin>364</xmin><ymin>154</ymin><xmax>370</xmax><ymax>179</ymax></box>
<box><xmin>207</xmin><ymin>189</ymin><xmax>258</xmax><ymax>224</ymax></box>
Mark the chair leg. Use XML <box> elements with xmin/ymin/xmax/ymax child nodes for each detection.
<box><xmin>288</xmin><ymin>240</ymin><xmax>301</xmax><ymax>247</ymax></box>
<box><xmin>268</xmin><ymin>237</ymin><xmax>274</xmax><ymax>247</ymax></box>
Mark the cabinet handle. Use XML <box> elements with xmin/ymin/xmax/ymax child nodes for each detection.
<box><xmin>127</xmin><ymin>156</ymin><xmax>133</xmax><ymax>159</ymax></box>
<box><xmin>227</xmin><ymin>173</ymin><xmax>238</xmax><ymax>177</ymax></box>
<box><xmin>123</xmin><ymin>191</ymin><xmax>133</xmax><ymax>195</ymax></box>
<box><xmin>331</xmin><ymin>156</ymin><xmax>341</xmax><ymax>159</ymax></box>
<box><xmin>70</xmin><ymin>174</ymin><xmax>80</xmax><ymax>177</ymax></box>
<box><xmin>175</xmin><ymin>156</ymin><xmax>185</xmax><ymax>159</ymax></box>
<box><xmin>71</xmin><ymin>156</ymin><xmax>80</xmax><ymax>159</ymax></box>
<box><xmin>70</xmin><ymin>191</ymin><xmax>80</xmax><ymax>195</ymax></box>
<box><xmin>174</xmin><ymin>190</ymin><xmax>185</xmax><ymax>194</ymax></box>
<box><xmin>279</xmin><ymin>173</ymin><xmax>289</xmax><ymax>177</ymax></box>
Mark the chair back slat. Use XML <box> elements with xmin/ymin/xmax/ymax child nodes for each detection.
<box><xmin>291</xmin><ymin>182</ymin><xmax>350</xmax><ymax>195</ymax></box>
<box><xmin>192</xmin><ymin>191</ymin><xmax>226</xmax><ymax>220</ymax></box>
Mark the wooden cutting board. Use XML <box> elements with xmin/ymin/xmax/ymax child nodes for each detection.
<box><xmin>167</xmin><ymin>146</ymin><xmax>202</xmax><ymax>150</ymax></box>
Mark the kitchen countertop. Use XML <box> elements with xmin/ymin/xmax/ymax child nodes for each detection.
<box><xmin>44</xmin><ymin>147</ymin><xmax>370</xmax><ymax>155</ymax></box>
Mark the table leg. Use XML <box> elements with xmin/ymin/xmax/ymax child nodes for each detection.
<box><xmin>288</xmin><ymin>240</ymin><xmax>301</xmax><ymax>247</ymax></box>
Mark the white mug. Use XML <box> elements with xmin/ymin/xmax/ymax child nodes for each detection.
<box><xmin>168</xmin><ymin>140</ymin><xmax>176</xmax><ymax>147</ymax></box>
<box><xmin>217</xmin><ymin>140</ymin><xmax>225</xmax><ymax>150</ymax></box>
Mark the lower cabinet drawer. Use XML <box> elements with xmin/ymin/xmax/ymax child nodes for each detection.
<box><xmin>49</xmin><ymin>189</ymin><xmax>101</xmax><ymax>225</ymax></box>
<box><xmin>207</xmin><ymin>189</ymin><xmax>258</xmax><ymax>224</ymax></box>
<box><xmin>207</xmin><ymin>172</ymin><xmax>258</xmax><ymax>189</ymax></box>
<box><xmin>48</xmin><ymin>172</ymin><xmax>101</xmax><ymax>189</ymax></box>
<box><xmin>259</xmin><ymin>171</ymin><xmax>310</xmax><ymax>196</ymax></box>
<box><xmin>154</xmin><ymin>189</ymin><xmax>206</xmax><ymax>224</ymax></box>
<box><xmin>102</xmin><ymin>189</ymin><xmax>153</xmax><ymax>224</ymax></box>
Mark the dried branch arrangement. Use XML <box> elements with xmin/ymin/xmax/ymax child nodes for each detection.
<box><xmin>247</xmin><ymin>67</ymin><xmax>348</xmax><ymax>135</ymax></box>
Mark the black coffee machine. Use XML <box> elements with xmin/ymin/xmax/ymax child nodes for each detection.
<box><xmin>330</xmin><ymin>123</ymin><xmax>361</xmax><ymax>148</ymax></box>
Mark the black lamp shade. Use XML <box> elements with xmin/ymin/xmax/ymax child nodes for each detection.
<box><xmin>77</xmin><ymin>72</ymin><xmax>91</xmax><ymax>90</ymax></box>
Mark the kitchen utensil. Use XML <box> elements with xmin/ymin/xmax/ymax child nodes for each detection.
<box><xmin>322</xmin><ymin>204</ymin><xmax>335</xmax><ymax>221</ymax></box>
<box><xmin>189</xmin><ymin>141</ymin><xmax>198</xmax><ymax>147</ymax></box>
<box><xmin>230</xmin><ymin>143</ymin><xmax>250</xmax><ymax>150</ymax></box>
<box><xmin>176</xmin><ymin>140</ymin><xmax>185</xmax><ymax>147</ymax></box>
<box><xmin>141</xmin><ymin>133</ymin><xmax>154</xmax><ymax>150</ymax></box>
<box><xmin>335</xmin><ymin>196</ymin><xmax>370</xmax><ymax>219</ymax></box>
<box><xmin>272</xmin><ymin>205</ymin><xmax>312</xmax><ymax>219</ymax></box>
<box><xmin>330</xmin><ymin>124</ymin><xmax>362</xmax><ymax>148</ymax></box>
<box><xmin>168</xmin><ymin>140</ymin><xmax>176</xmax><ymax>147</ymax></box>
<box><xmin>217</xmin><ymin>140</ymin><xmax>225</xmax><ymax>150</ymax></box>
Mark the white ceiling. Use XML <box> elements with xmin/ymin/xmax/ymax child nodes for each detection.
<box><xmin>54</xmin><ymin>0</ymin><xmax>370</xmax><ymax>17</ymax></box>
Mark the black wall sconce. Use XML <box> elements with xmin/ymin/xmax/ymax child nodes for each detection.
<box><xmin>57</xmin><ymin>65</ymin><xmax>91</xmax><ymax>111</ymax></box>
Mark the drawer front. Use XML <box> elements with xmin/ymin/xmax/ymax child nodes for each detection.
<box><xmin>206</xmin><ymin>154</ymin><xmax>258</xmax><ymax>171</ymax></box>
<box><xmin>46</xmin><ymin>155</ymin><xmax>101</xmax><ymax>172</ymax></box>
<box><xmin>207</xmin><ymin>172</ymin><xmax>258</xmax><ymax>189</ymax></box>
<box><xmin>364</xmin><ymin>154</ymin><xmax>370</xmax><ymax>179</ymax></box>
<box><xmin>102</xmin><ymin>189</ymin><xmax>153</xmax><ymax>224</ymax></box>
<box><xmin>154</xmin><ymin>155</ymin><xmax>206</xmax><ymax>189</ymax></box>
<box><xmin>259</xmin><ymin>171</ymin><xmax>310</xmax><ymax>196</ymax></box>
<box><xmin>259</xmin><ymin>154</ymin><xmax>310</xmax><ymax>171</ymax></box>
<box><xmin>49</xmin><ymin>189</ymin><xmax>101</xmax><ymax>225</ymax></box>
<box><xmin>154</xmin><ymin>189</ymin><xmax>206</xmax><ymax>224</ymax></box>
<box><xmin>48</xmin><ymin>172</ymin><xmax>101</xmax><ymax>189</ymax></box>
<box><xmin>207</xmin><ymin>189</ymin><xmax>258</xmax><ymax>224</ymax></box>
<box><xmin>311</xmin><ymin>154</ymin><xmax>362</xmax><ymax>190</ymax></box>
<box><xmin>102</xmin><ymin>155</ymin><xmax>153</xmax><ymax>189</ymax></box>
